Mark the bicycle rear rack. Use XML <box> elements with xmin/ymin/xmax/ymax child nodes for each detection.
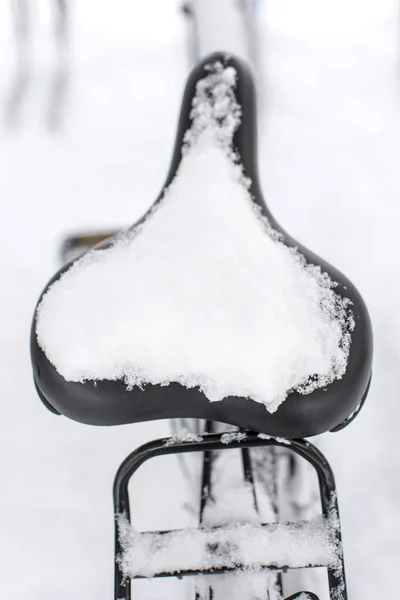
<box><xmin>113</xmin><ymin>432</ymin><xmax>347</xmax><ymax>600</ymax></box>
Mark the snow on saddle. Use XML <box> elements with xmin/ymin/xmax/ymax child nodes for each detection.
<box><xmin>30</xmin><ymin>53</ymin><xmax>372</xmax><ymax>438</ymax></box>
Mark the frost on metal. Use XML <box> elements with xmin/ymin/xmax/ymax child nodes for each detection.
<box><xmin>326</xmin><ymin>492</ymin><xmax>346</xmax><ymax>600</ymax></box>
<box><xmin>164</xmin><ymin>428</ymin><xmax>204</xmax><ymax>447</ymax></box>
<box><xmin>221</xmin><ymin>431</ymin><xmax>248</xmax><ymax>444</ymax></box>
<box><xmin>257</xmin><ymin>433</ymin><xmax>291</xmax><ymax>445</ymax></box>
<box><xmin>36</xmin><ymin>61</ymin><xmax>354</xmax><ymax>413</ymax></box>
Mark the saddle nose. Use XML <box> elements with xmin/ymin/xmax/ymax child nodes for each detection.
<box><xmin>163</xmin><ymin>52</ymin><xmax>262</xmax><ymax>206</ymax></box>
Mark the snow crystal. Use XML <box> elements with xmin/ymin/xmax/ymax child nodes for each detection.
<box><xmin>221</xmin><ymin>432</ymin><xmax>247</xmax><ymax>444</ymax></box>
<box><xmin>36</xmin><ymin>61</ymin><xmax>353</xmax><ymax>413</ymax></box>
<box><xmin>257</xmin><ymin>433</ymin><xmax>291</xmax><ymax>445</ymax></box>
<box><xmin>116</xmin><ymin>513</ymin><xmax>338</xmax><ymax>579</ymax></box>
<box><xmin>164</xmin><ymin>428</ymin><xmax>203</xmax><ymax>447</ymax></box>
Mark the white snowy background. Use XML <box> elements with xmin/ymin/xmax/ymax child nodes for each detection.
<box><xmin>0</xmin><ymin>0</ymin><xmax>399</xmax><ymax>598</ymax></box>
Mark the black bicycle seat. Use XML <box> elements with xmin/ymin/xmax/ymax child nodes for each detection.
<box><xmin>30</xmin><ymin>52</ymin><xmax>373</xmax><ymax>438</ymax></box>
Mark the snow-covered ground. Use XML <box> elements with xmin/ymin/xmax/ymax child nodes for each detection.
<box><xmin>0</xmin><ymin>0</ymin><xmax>399</xmax><ymax>598</ymax></box>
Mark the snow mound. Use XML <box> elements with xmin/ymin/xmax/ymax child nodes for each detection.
<box><xmin>36</xmin><ymin>62</ymin><xmax>353</xmax><ymax>413</ymax></box>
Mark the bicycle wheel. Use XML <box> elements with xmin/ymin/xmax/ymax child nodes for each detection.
<box><xmin>183</xmin><ymin>0</ymin><xmax>261</xmax><ymax>71</ymax></box>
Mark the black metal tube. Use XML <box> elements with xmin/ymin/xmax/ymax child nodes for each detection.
<box><xmin>283</xmin><ymin>440</ymin><xmax>347</xmax><ymax>600</ymax></box>
<box><xmin>199</xmin><ymin>420</ymin><xmax>215</xmax><ymax>523</ymax></box>
<box><xmin>240</xmin><ymin>446</ymin><xmax>259</xmax><ymax>512</ymax></box>
<box><xmin>197</xmin><ymin>420</ymin><xmax>215</xmax><ymax>600</ymax></box>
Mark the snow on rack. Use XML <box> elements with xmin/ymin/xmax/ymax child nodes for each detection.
<box><xmin>221</xmin><ymin>431</ymin><xmax>248</xmax><ymax>444</ymax></box>
<box><xmin>163</xmin><ymin>428</ymin><xmax>204</xmax><ymax>446</ymax></box>
<box><xmin>257</xmin><ymin>433</ymin><xmax>291</xmax><ymax>445</ymax></box>
<box><xmin>116</xmin><ymin>514</ymin><xmax>339</xmax><ymax>579</ymax></box>
<box><xmin>36</xmin><ymin>61</ymin><xmax>353</xmax><ymax>413</ymax></box>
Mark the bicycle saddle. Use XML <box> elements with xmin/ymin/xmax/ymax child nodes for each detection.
<box><xmin>30</xmin><ymin>52</ymin><xmax>372</xmax><ymax>438</ymax></box>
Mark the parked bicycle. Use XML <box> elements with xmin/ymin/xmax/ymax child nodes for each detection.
<box><xmin>30</xmin><ymin>48</ymin><xmax>373</xmax><ymax>600</ymax></box>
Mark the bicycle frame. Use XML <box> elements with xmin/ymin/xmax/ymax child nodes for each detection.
<box><xmin>42</xmin><ymin>9</ymin><xmax>366</xmax><ymax>600</ymax></box>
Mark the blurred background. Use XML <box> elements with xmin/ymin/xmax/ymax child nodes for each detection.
<box><xmin>0</xmin><ymin>0</ymin><xmax>399</xmax><ymax>598</ymax></box>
